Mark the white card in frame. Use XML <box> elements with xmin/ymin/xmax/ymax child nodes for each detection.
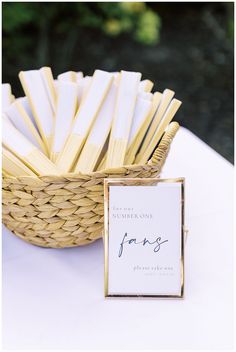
<box><xmin>104</xmin><ymin>178</ymin><xmax>185</xmax><ymax>298</ymax></box>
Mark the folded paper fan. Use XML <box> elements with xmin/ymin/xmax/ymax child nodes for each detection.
<box><xmin>138</xmin><ymin>89</ymin><xmax>175</xmax><ymax>158</ymax></box>
<box><xmin>2</xmin><ymin>118</ymin><xmax>61</xmax><ymax>176</ymax></box>
<box><xmin>55</xmin><ymin>70</ymin><xmax>113</xmax><ymax>172</ymax></box>
<box><xmin>5</xmin><ymin>99</ymin><xmax>46</xmax><ymax>153</ymax></box>
<box><xmin>2</xmin><ymin>83</ymin><xmax>12</xmax><ymax>111</ymax></box>
<box><xmin>19</xmin><ymin>67</ymin><xmax>56</xmax><ymax>154</ymax></box>
<box><xmin>74</xmin><ymin>81</ymin><xmax>117</xmax><ymax>173</ymax></box>
<box><xmin>51</xmin><ymin>81</ymin><xmax>78</xmax><ymax>162</ymax></box>
<box><xmin>106</xmin><ymin>70</ymin><xmax>141</xmax><ymax>168</ymax></box>
<box><xmin>57</xmin><ymin>71</ymin><xmax>77</xmax><ymax>82</ymax></box>
<box><xmin>2</xmin><ymin>147</ymin><xmax>36</xmax><ymax>177</ymax></box>
<box><xmin>136</xmin><ymin>98</ymin><xmax>182</xmax><ymax>164</ymax></box>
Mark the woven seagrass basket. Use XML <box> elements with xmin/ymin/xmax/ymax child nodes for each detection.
<box><xmin>2</xmin><ymin>122</ymin><xmax>179</xmax><ymax>248</ymax></box>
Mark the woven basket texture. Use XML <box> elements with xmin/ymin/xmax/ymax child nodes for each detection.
<box><xmin>2</xmin><ymin>122</ymin><xmax>179</xmax><ymax>248</ymax></box>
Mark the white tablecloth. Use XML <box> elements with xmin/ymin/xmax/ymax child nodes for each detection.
<box><xmin>2</xmin><ymin>127</ymin><xmax>234</xmax><ymax>350</ymax></box>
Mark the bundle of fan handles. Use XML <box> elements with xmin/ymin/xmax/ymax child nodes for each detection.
<box><xmin>2</xmin><ymin>68</ymin><xmax>182</xmax><ymax>177</ymax></box>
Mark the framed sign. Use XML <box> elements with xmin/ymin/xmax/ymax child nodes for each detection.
<box><xmin>104</xmin><ymin>178</ymin><xmax>185</xmax><ymax>298</ymax></box>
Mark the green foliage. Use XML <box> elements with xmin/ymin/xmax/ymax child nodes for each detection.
<box><xmin>226</xmin><ymin>8</ymin><xmax>234</xmax><ymax>40</ymax></box>
<box><xmin>224</xmin><ymin>2</ymin><xmax>234</xmax><ymax>40</ymax></box>
<box><xmin>2</xmin><ymin>3</ymin><xmax>36</xmax><ymax>32</ymax></box>
<box><xmin>228</xmin><ymin>18</ymin><xmax>234</xmax><ymax>39</ymax></box>
<box><xmin>2</xmin><ymin>2</ymin><xmax>161</xmax><ymax>45</ymax></box>
<box><xmin>2</xmin><ymin>2</ymin><xmax>161</xmax><ymax>95</ymax></box>
<box><xmin>135</xmin><ymin>10</ymin><xmax>161</xmax><ymax>45</ymax></box>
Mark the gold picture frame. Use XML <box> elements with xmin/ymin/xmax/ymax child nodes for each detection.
<box><xmin>104</xmin><ymin>177</ymin><xmax>185</xmax><ymax>298</ymax></box>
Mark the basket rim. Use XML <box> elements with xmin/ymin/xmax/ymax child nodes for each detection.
<box><xmin>2</xmin><ymin>160</ymin><xmax>156</xmax><ymax>180</ymax></box>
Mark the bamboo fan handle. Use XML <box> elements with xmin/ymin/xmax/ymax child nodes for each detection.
<box><xmin>148</xmin><ymin>121</ymin><xmax>179</xmax><ymax>166</ymax></box>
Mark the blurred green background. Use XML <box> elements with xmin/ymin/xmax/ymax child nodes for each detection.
<box><xmin>2</xmin><ymin>2</ymin><xmax>234</xmax><ymax>162</ymax></box>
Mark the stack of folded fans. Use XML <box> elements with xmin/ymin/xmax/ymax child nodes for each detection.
<box><xmin>2</xmin><ymin>68</ymin><xmax>182</xmax><ymax>177</ymax></box>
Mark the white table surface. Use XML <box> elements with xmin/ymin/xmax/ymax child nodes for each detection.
<box><xmin>2</xmin><ymin>127</ymin><xmax>234</xmax><ymax>350</ymax></box>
